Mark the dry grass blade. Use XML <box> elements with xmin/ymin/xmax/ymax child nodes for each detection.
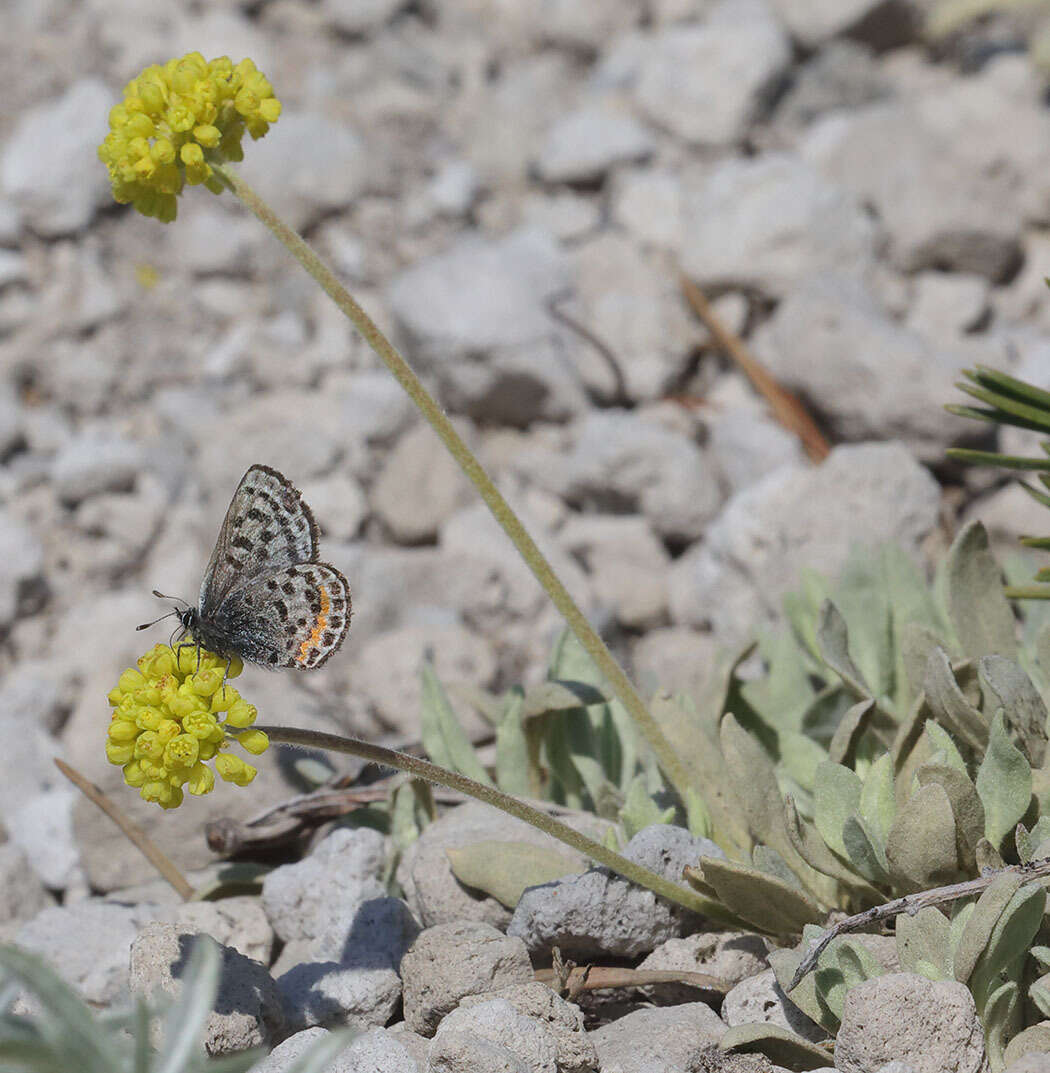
<box><xmin>679</xmin><ymin>272</ymin><xmax>831</xmax><ymax>463</ymax></box>
<box><xmin>54</xmin><ymin>758</ymin><xmax>195</xmax><ymax>901</ymax></box>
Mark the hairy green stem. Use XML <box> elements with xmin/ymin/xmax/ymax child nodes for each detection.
<box><xmin>213</xmin><ymin>162</ymin><xmax>697</xmax><ymax>805</ymax></box>
<box><xmin>251</xmin><ymin>724</ymin><xmax>716</xmax><ymax>916</ymax></box>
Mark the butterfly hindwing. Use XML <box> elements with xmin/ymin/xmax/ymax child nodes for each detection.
<box><xmin>199</xmin><ymin>465</ymin><xmax>319</xmax><ymax>616</ymax></box>
<box><xmin>206</xmin><ymin>562</ymin><xmax>351</xmax><ymax>669</ymax></box>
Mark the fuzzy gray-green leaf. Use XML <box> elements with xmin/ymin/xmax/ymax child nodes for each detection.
<box><xmin>696</xmin><ymin>856</ymin><xmax>824</xmax><ymax>935</ymax></box>
<box><xmin>979</xmin><ymin>654</ymin><xmax>1048</xmax><ymax>768</ymax></box>
<box><xmin>885</xmin><ymin>782</ymin><xmax>959</xmax><ymax>890</ymax></box>
<box><xmin>923</xmin><ymin>647</ymin><xmax>988</xmax><ymax>752</ymax></box>
<box><xmin>446</xmin><ymin>841</ymin><xmax>581</xmax><ymax>908</ymax></box>
<box><xmin>817</xmin><ymin>600</ymin><xmax>871</xmax><ymax>698</ymax></box>
<box><xmin>813</xmin><ymin>939</ymin><xmax>885</xmax><ymax>1023</ymax></box>
<box><xmin>953</xmin><ymin>872</ymin><xmax>1027</xmax><ymax>985</ymax></box>
<box><xmin>944</xmin><ymin>520</ymin><xmax>1018</xmax><ymax>662</ymax></box>
<box><xmin>813</xmin><ymin>761</ymin><xmax>862</xmax><ymax>862</ymax></box>
<box><xmin>915</xmin><ymin>763</ymin><xmax>984</xmax><ymax>870</ymax></box>
<box><xmin>718</xmin><ymin>1022</ymin><xmax>832</xmax><ymax>1069</ymax></box>
<box><xmin>420</xmin><ymin>661</ymin><xmax>494</xmax><ymax>787</ymax></box>
<box><xmin>976</xmin><ymin>710</ymin><xmax>1032</xmax><ymax>852</ymax></box>
<box><xmin>896</xmin><ymin>906</ymin><xmax>952</xmax><ymax>979</ymax></box>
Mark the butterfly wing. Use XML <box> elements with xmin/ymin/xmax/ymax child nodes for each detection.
<box><xmin>199</xmin><ymin>465</ymin><xmax>319</xmax><ymax>616</ymax></box>
<box><xmin>206</xmin><ymin>562</ymin><xmax>351</xmax><ymax>669</ymax></box>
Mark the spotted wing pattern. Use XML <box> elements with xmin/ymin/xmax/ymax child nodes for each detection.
<box><xmin>199</xmin><ymin>465</ymin><xmax>319</xmax><ymax>616</ymax></box>
<box><xmin>205</xmin><ymin>562</ymin><xmax>351</xmax><ymax>669</ymax></box>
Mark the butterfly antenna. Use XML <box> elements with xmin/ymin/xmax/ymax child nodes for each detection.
<box><xmin>137</xmin><ymin>609</ymin><xmax>180</xmax><ymax>631</ymax></box>
<box><xmin>152</xmin><ymin>590</ymin><xmax>188</xmax><ymax>606</ymax></box>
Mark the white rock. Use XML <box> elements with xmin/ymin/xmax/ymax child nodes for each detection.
<box><xmin>299</xmin><ymin>473</ymin><xmax>368</xmax><ymax>541</ymax></box>
<box><xmin>751</xmin><ymin>273</ymin><xmax>974</xmax><ymax>459</ymax></box>
<box><xmin>536</xmin><ymin>100</ymin><xmax>654</xmax><ymax>183</ymax></box>
<box><xmin>16</xmin><ymin>900</ymin><xmax>168</xmax><ymax>1005</ymax></box>
<box><xmin>400</xmin><ymin>921</ymin><xmax>534</xmax><ymax>1037</ymax></box>
<box><xmin>557</xmin><ymin>410</ymin><xmax>723</xmax><ymax>543</ymax></box>
<box><xmin>321</xmin><ymin>0</ymin><xmax>405</xmax><ymax>34</ymax></box>
<box><xmin>173</xmin><ymin>897</ymin><xmax>274</xmax><ymax>965</ymax></box>
<box><xmin>508</xmin><ymin>825</ymin><xmax>721</xmax><ymax>958</ymax></box>
<box><xmin>370</xmin><ymin>421</ymin><xmax>474</xmax><ymax>544</ymax></box>
<box><xmin>680</xmin><ymin>153</ymin><xmax>878</xmax><ymax>298</ymax></box>
<box><xmin>722</xmin><ymin>968</ymin><xmax>827</xmax><ymax>1043</ymax></box>
<box><xmin>588</xmin><ymin>1002</ymin><xmax>728</xmax><ymax>1072</ymax></box>
<box><xmin>707</xmin><ymin>405</ymin><xmax>807</xmax><ymax>494</ymax></box>
<box><xmin>7</xmin><ymin>788</ymin><xmax>80</xmax><ymax>890</ymax></box>
<box><xmin>130</xmin><ymin>922</ymin><xmax>284</xmax><ymax>1054</ymax></box>
<box><xmin>0</xmin><ymin>509</ymin><xmax>43</xmax><ymax>627</ymax></box>
<box><xmin>1</xmin><ymin>79</ymin><xmax>113</xmax><ymax>235</ymax></box>
<box><xmin>669</xmin><ymin>443</ymin><xmax>941</xmax><ymax>644</ymax></box>
<box><xmin>387</xmin><ymin>228</ymin><xmax>587</xmax><ymax>426</ymax></box>
<box><xmin>835</xmin><ymin>973</ymin><xmax>988</xmax><ymax>1073</ymax></box>
<box><xmin>51</xmin><ymin>426</ymin><xmax>143</xmax><ymax>504</ymax></box>
<box><xmin>427</xmin><ymin>160</ymin><xmax>481</xmax><ymax>216</ymax></box>
<box><xmin>611</xmin><ymin>168</ymin><xmax>683</xmax><ymax>250</ymax></box>
<box><xmin>350</xmin><ymin>623</ymin><xmax>497</xmax><ymax>738</ymax></box>
<box><xmin>429</xmin><ymin>998</ymin><xmax>559</xmax><ymax>1073</ymax></box>
<box><xmin>0</xmin><ymin>843</ymin><xmax>55</xmax><ymax>927</ymax></box>
<box><xmin>395</xmin><ymin>800</ymin><xmax>605</xmax><ymax>930</ymax></box>
<box><xmin>906</xmin><ymin>271</ymin><xmax>989</xmax><ymax>339</ymax></box>
<box><xmin>277</xmin><ymin>897</ymin><xmax>420</xmax><ymax>1031</ymax></box>
<box><xmin>238</xmin><ymin>111</ymin><xmax>368</xmax><ymax>231</ymax></box>
<box><xmin>170</xmin><ymin>204</ymin><xmax>260</xmax><ymax>275</ymax></box>
<box><xmin>261</xmin><ymin>827</ymin><xmax>387</xmax><ymax>945</ymax></box>
<box><xmin>638</xmin><ymin>931</ymin><xmax>768</xmax><ymax>1004</ymax></box>
<box><xmin>570</xmin><ymin>233</ymin><xmax>699</xmax><ymax>402</ymax></box>
<box><xmin>521</xmin><ymin>192</ymin><xmax>601</xmax><ymax>242</ymax></box>
<box><xmin>801</xmin><ymin>102</ymin><xmax>1022</xmax><ymax>280</ymax></box>
<box><xmin>766</xmin><ymin>0</ymin><xmax>917</xmax><ymax>48</ymax></box>
<box><xmin>631</xmin><ymin>627</ymin><xmax>720</xmax><ymax>699</ymax></box>
<box><xmin>633</xmin><ymin>0</ymin><xmax>791</xmax><ymax>146</ymax></box>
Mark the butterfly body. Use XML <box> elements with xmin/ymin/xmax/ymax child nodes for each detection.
<box><xmin>158</xmin><ymin>465</ymin><xmax>351</xmax><ymax>669</ymax></box>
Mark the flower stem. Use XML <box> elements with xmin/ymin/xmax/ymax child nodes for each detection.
<box><xmin>251</xmin><ymin>724</ymin><xmax>720</xmax><ymax>917</ymax></box>
<box><xmin>213</xmin><ymin>162</ymin><xmax>698</xmax><ymax>806</ymax></box>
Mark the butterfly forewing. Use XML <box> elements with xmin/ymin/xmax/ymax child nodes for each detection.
<box><xmin>199</xmin><ymin>464</ymin><xmax>319</xmax><ymax>615</ymax></box>
<box><xmin>207</xmin><ymin>562</ymin><xmax>351</xmax><ymax>668</ymax></box>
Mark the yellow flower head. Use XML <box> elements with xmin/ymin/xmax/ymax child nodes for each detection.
<box><xmin>97</xmin><ymin>52</ymin><xmax>282</xmax><ymax>222</ymax></box>
<box><xmin>106</xmin><ymin>642</ymin><xmax>268</xmax><ymax>809</ymax></box>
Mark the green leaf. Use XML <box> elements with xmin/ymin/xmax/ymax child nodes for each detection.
<box><xmin>783</xmin><ymin>797</ymin><xmax>883</xmax><ymax>902</ymax></box>
<box><xmin>915</xmin><ymin>763</ymin><xmax>984</xmax><ymax>871</ymax></box>
<box><xmin>812</xmin><ymin>938</ymin><xmax>885</xmax><ymax>1023</ymax></box>
<box><xmin>494</xmin><ymin>687</ymin><xmax>530</xmax><ymax>797</ymax></box>
<box><xmin>722</xmin><ymin>715</ymin><xmax>828</xmax><ymax>892</ymax></box>
<box><xmin>816</xmin><ymin>600</ymin><xmax>871</xmax><ymax>698</ymax></box>
<box><xmin>840</xmin><ymin>814</ymin><xmax>890</xmax><ymax>884</ymax></box>
<box><xmin>885</xmin><ymin>782</ymin><xmax>959</xmax><ymax>890</ymax></box>
<box><xmin>859</xmin><ymin>752</ymin><xmax>896</xmax><ymax>847</ymax></box>
<box><xmin>953</xmin><ymin>872</ymin><xmax>1027</xmax><ymax>985</ymax></box>
<box><xmin>742</xmin><ymin>628</ymin><xmax>816</xmax><ymax>734</ymax></box>
<box><xmin>833</xmin><ymin>546</ymin><xmax>894</xmax><ymax>699</ymax></box>
<box><xmin>943</xmin><ymin>520</ymin><xmax>1018</xmax><ymax>662</ymax></box>
<box><xmin>420</xmin><ymin>661</ymin><xmax>494</xmax><ymax>787</ymax></box>
<box><xmin>522</xmin><ymin>679</ymin><xmax>608</xmax><ymax>718</ymax></box>
<box><xmin>922</xmin><ymin>720</ymin><xmax>968</xmax><ymax>773</ymax></box>
<box><xmin>899</xmin><ymin>623</ymin><xmax>954</xmax><ymax>704</ymax></box>
<box><xmin>922</xmin><ymin>648</ymin><xmax>988</xmax><ymax>753</ymax></box>
<box><xmin>695</xmin><ymin>856</ymin><xmax>825</xmax><ymax>936</ymax></box>
<box><xmin>619</xmin><ymin>774</ymin><xmax>674</xmax><ymax>840</ymax></box>
<box><xmin>813</xmin><ymin>761</ymin><xmax>862</xmax><ymax>862</ymax></box>
<box><xmin>777</xmin><ymin>730</ymin><xmax>828</xmax><ymax>798</ymax></box>
<box><xmin>718</xmin><ymin>1023</ymin><xmax>832</xmax><ymax>1070</ymax></box>
<box><xmin>976</xmin><ymin>710</ymin><xmax>1033</xmax><ymax>852</ymax></box>
<box><xmin>446</xmin><ymin>841</ymin><xmax>581</xmax><ymax>908</ymax></box>
<box><xmin>896</xmin><ymin>906</ymin><xmax>952</xmax><ymax>978</ymax></box>
<box><xmin>979</xmin><ymin>655</ymin><xmax>1048</xmax><ymax>768</ymax></box>
<box><xmin>827</xmin><ymin>700</ymin><xmax>876</xmax><ymax>768</ymax></box>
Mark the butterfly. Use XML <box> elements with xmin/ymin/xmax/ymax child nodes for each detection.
<box><xmin>140</xmin><ymin>465</ymin><xmax>351</xmax><ymax>669</ymax></box>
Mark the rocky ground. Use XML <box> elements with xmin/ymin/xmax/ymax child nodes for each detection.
<box><xmin>2</xmin><ymin>0</ymin><xmax>1050</xmax><ymax>1069</ymax></box>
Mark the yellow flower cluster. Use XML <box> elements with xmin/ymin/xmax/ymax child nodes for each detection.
<box><xmin>107</xmin><ymin>643</ymin><xmax>269</xmax><ymax>810</ymax></box>
<box><xmin>97</xmin><ymin>52</ymin><xmax>282</xmax><ymax>222</ymax></box>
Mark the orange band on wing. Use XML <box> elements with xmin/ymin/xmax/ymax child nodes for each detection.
<box><xmin>297</xmin><ymin>585</ymin><xmax>330</xmax><ymax>663</ymax></box>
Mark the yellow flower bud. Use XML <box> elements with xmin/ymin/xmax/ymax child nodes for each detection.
<box><xmin>237</xmin><ymin>729</ymin><xmax>269</xmax><ymax>755</ymax></box>
<box><xmin>186</xmin><ymin>762</ymin><xmax>215</xmax><ymax>796</ymax></box>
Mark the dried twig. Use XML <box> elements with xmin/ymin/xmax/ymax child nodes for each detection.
<box><xmin>788</xmin><ymin>855</ymin><xmax>1050</xmax><ymax>991</ymax></box>
<box><xmin>535</xmin><ymin>964</ymin><xmax>729</xmax><ymax>995</ymax></box>
<box><xmin>678</xmin><ymin>272</ymin><xmax>831</xmax><ymax>462</ymax></box>
<box><xmin>55</xmin><ymin>758</ymin><xmax>195</xmax><ymax>901</ymax></box>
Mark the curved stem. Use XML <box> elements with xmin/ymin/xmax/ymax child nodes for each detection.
<box><xmin>251</xmin><ymin>725</ymin><xmax>719</xmax><ymax>917</ymax></box>
<box><xmin>213</xmin><ymin>162</ymin><xmax>697</xmax><ymax>806</ymax></box>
